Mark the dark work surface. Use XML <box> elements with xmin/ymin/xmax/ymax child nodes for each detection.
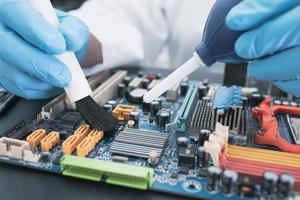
<box><xmin>0</xmin><ymin>67</ymin><xmax>224</xmax><ymax>200</ymax></box>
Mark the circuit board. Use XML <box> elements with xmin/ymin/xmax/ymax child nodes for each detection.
<box><xmin>1</xmin><ymin>70</ymin><xmax>300</xmax><ymax>200</ymax></box>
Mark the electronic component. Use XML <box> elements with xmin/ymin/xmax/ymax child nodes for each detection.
<box><xmin>77</xmin><ymin>137</ymin><xmax>94</xmax><ymax>157</ymax></box>
<box><xmin>40</xmin><ymin>131</ymin><xmax>60</xmax><ymax>152</ymax></box>
<box><xmin>129</xmin><ymin>77</ymin><xmax>142</xmax><ymax>88</ymax></box>
<box><xmin>128</xmin><ymin>88</ymin><xmax>148</xmax><ymax>104</ymax></box>
<box><xmin>177</xmin><ymin>137</ymin><xmax>188</xmax><ymax>148</ymax></box>
<box><xmin>178</xmin><ymin>144</ymin><xmax>197</xmax><ymax>168</ymax></box>
<box><xmin>4</xmin><ymin>120</ymin><xmax>37</xmax><ymax>139</ymax></box>
<box><xmin>74</xmin><ymin>124</ymin><xmax>91</xmax><ymax>141</ymax></box>
<box><xmin>277</xmin><ymin>174</ymin><xmax>295</xmax><ymax>198</ymax></box>
<box><xmin>26</xmin><ymin>129</ymin><xmax>46</xmax><ymax>150</ymax></box>
<box><xmin>287</xmin><ymin>115</ymin><xmax>300</xmax><ymax>144</ymax></box>
<box><xmin>3</xmin><ymin>69</ymin><xmax>300</xmax><ymax>200</ymax></box>
<box><xmin>213</xmin><ymin>86</ymin><xmax>243</xmax><ymax>110</ymax></box>
<box><xmin>197</xmin><ymin>147</ymin><xmax>208</xmax><ymax>168</ymax></box>
<box><xmin>253</xmin><ymin>97</ymin><xmax>300</xmax><ymax>153</ymax></box>
<box><xmin>157</xmin><ymin>110</ymin><xmax>170</xmax><ymax>129</ymax></box>
<box><xmin>110</xmin><ymin>128</ymin><xmax>168</xmax><ymax>159</ymax></box>
<box><xmin>111</xmin><ymin>155</ymin><xmax>128</xmax><ymax>163</ymax></box>
<box><xmin>122</xmin><ymin>76</ymin><xmax>132</xmax><ymax>86</ymax></box>
<box><xmin>87</xmin><ymin>129</ymin><xmax>103</xmax><ymax>145</ymax></box>
<box><xmin>59</xmin><ymin>112</ymin><xmax>82</xmax><ymax>130</ymax></box>
<box><xmin>261</xmin><ymin>171</ymin><xmax>278</xmax><ymax>195</ymax></box>
<box><xmin>129</xmin><ymin>111</ymin><xmax>140</xmax><ymax>127</ymax></box>
<box><xmin>166</xmin><ymin>83</ymin><xmax>179</xmax><ymax>101</ymax></box>
<box><xmin>221</xmin><ymin>169</ymin><xmax>238</xmax><ymax>194</ymax></box>
<box><xmin>92</xmin><ymin>70</ymin><xmax>127</xmax><ymax>106</ymax></box>
<box><xmin>189</xmin><ymin>99</ymin><xmax>214</xmax><ymax>138</ymax></box>
<box><xmin>141</xmin><ymin>78</ymin><xmax>150</xmax><ymax>89</ymax></box>
<box><xmin>60</xmin><ymin>155</ymin><xmax>154</xmax><ymax>190</ymax></box>
<box><xmin>167</xmin><ymin>83</ymin><xmax>198</xmax><ymax>132</ymax></box>
<box><xmin>0</xmin><ymin>137</ymin><xmax>30</xmax><ymax>159</ymax></box>
<box><xmin>62</xmin><ymin>135</ymin><xmax>81</xmax><ymax>155</ymax></box>
<box><xmin>0</xmin><ymin>137</ymin><xmax>39</xmax><ymax>162</ymax></box>
<box><xmin>127</xmin><ymin>120</ymin><xmax>135</xmax><ymax>128</ymax></box>
<box><xmin>148</xmin><ymin>150</ymin><xmax>159</xmax><ymax>166</ymax></box>
<box><xmin>206</xmin><ymin>166</ymin><xmax>222</xmax><ymax>191</ymax></box>
<box><xmin>198</xmin><ymin>85</ymin><xmax>207</xmax><ymax>99</ymax></box>
<box><xmin>237</xmin><ymin>176</ymin><xmax>256</xmax><ymax>197</ymax></box>
<box><xmin>180</xmin><ymin>82</ymin><xmax>189</xmax><ymax>96</ymax></box>
<box><xmin>62</xmin><ymin>125</ymin><xmax>91</xmax><ymax>155</ymax></box>
<box><xmin>149</xmin><ymin>101</ymin><xmax>160</xmax><ymax>117</ymax></box>
<box><xmin>117</xmin><ymin>83</ymin><xmax>126</xmax><ymax>98</ymax></box>
<box><xmin>112</xmin><ymin>104</ymin><xmax>135</xmax><ymax>121</ymax></box>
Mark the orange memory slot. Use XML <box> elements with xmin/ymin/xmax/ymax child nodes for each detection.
<box><xmin>26</xmin><ymin>129</ymin><xmax>46</xmax><ymax>150</ymax></box>
<box><xmin>77</xmin><ymin>137</ymin><xmax>95</xmax><ymax>157</ymax></box>
<box><xmin>40</xmin><ymin>131</ymin><xmax>60</xmax><ymax>152</ymax></box>
<box><xmin>74</xmin><ymin>124</ymin><xmax>91</xmax><ymax>141</ymax></box>
<box><xmin>62</xmin><ymin>135</ymin><xmax>81</xmax><ymax>155</ymax></box>
<box><xmin>87</xmin><ymin>129</ymin><xmax>103</xmax><ymax>145</ymax></box>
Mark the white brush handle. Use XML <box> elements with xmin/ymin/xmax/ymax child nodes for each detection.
<box><xmin>143</xmin><ymin>53</ymin><xmax>206</xmax><ymax>103</ymax></box>
<box><xmin>28</xmin><ymin>0</ymin><xmax>92</xmax><ymax>102</ymax></box>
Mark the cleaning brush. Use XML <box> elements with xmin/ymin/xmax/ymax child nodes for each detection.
<box><xmin>28</xmin><ymin>0</ymin><xmax>117</xmax><ymax>132</ymax></box>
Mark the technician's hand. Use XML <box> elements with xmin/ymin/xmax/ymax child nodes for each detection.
<box><xmin>226</xmin><ymin>0</ymin><xmax>300</xmax><ymax>97</ymax></box>
<box><xmin>0</xmin><ymin>0</ymin><xmax>90</xmax><ymax>99</ymax></box>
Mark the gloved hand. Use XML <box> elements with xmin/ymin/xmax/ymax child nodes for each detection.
<box><xmin>0</xmin><ymin>0</ymin><xmax>90</xmax><ymax>99</ymax></box>
<box><xmin>226</xmin><ymin>0</ymin><xmax>300</xmax><ymax>97</ymax></box>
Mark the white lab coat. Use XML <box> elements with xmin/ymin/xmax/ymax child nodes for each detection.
<box><xmin>70</xmin><ymin>0</ymin><xmax>222</xmax><ymax>76</ymax></box>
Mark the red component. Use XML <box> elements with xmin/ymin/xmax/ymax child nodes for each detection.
<box><xmin>252</xmin><ymin>97</ymin><xmax>300</xmax><ymax>153</ymax></box>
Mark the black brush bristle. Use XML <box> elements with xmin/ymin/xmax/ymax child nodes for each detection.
<box><xmin>76</xmin><ymin>96</ymin><xmax>118</xmax><ymax>132</ymax></box>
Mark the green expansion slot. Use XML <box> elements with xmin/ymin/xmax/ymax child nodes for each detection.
<box><xmin>166</xmin><ymin>83</ymin><xmax>198</xmax><ymax>132</ymax></box>
<box><xmin>60</xmin><ymin>155</ymin><xmax>154</xmax><ymax>190</ymax></box>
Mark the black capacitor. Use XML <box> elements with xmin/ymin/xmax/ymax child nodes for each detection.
<box><xmin>277</xmin><ymin>174</ymin><xmax>295</xmax><ymax>198</ymax></box>
<box><xmin>203</xmin><ymin>78</ymin><xmax>209</xmax><ymax>86</ymax></box>
<box><xmin>199</xmin><ymin>129</ymin><xmax>211</xmax><ymax>146</ymax></box>
<box><xmin>150</xmin><ymin>101</ymin><xmax>160</xmax><ymax>117</ymax></box>
<box><xmin>250</xmin><ymin>93</ymin><xmax>264</xmax><ymax>107</ymax></box>
<box><xmin>141</xmin><ymin>78</ymin><xmax>150</xmax><ymax>89</ymax></box>
<box><xmin>180</xmin><ymin>82</ymin><xmax>189</xmax><ymax>96</ymax></box>
<box><xmin>154</xmin><ymin>97</ymin><xmax>163</xmax><ymax>108</ymax></box>
<box><xmin>228</xmin><ymin>132</ymin><xmax>237</xmax><ymax>145</ymax></box>
<box><xmin>123</xmin><ymin>76</ymin><xmax>132</xmax><ymax>86</ymax></box>
<box><xmin>142</xmin><ymin>101</ymin><xmax>151</xmax><ymax>112</ymax></box>
<box><xmin>261</xmin><ymin>171</ymin><xmax>278</xmax><ymax>195</ymax></box>
<box><xmin>156</xmin><ymin>73</ymin><xmax>162</xmax><ymax>79</ymax></box>
<box><xmin>221</xmin><ymin>169</ymin><xmax>238</xmax><ymax>194</ymax></box>
<box><xmin>128</xmin><ymin>88</ymin><xmax>148</xmax><ymax>104</ymax></box>
<box><xmin>103</xmin><ymin>104</ymin><xmax>113</xmax><ymax>113</ymax></box>
<box><xmin>138</xmin><ymin>71</ymin><xmax>144</xmax><ymax>77</ymax></box>
<box><xmin>177</xmin><ymin>137</ymin><xmax>188</xmax><ymax>148</ymax></box>
<box><xmin>129</xmin><ymin>111</ymin><xmax>140</xmax><ymax>127</ymax></box>
<box><xmin>198</xmin><ymin>85</ymin><xmax>208</xmax><ymax>99</ymax></box>
<box><xmin>197</xmin><ymin>147</ymin><xmax>208</xmax><ymax>168</ymax></box>
<box><xmin>117</xmin><ymin>83</ymin><xmax>126</xmax><ymax>98</ymax></box>
<box><xmin>206</xmin><ymin>166</ymin><xmax>222</xmax><ymax>191</ymax></box>
<box><xmin>157</xmin><ymin>110</ymin><xmax>170</xmax><ymax>129</ymax></box>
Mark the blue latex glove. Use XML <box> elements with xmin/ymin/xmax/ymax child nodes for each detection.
<box><xmin>0</xmin><ymin>0</ymin><xmax>90</xmax><ymax>99</ymax></box>
<box><xmin>226</xmin><ymin>0</ymin><xmax>300</xmax><ymax>97</ymax></box>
